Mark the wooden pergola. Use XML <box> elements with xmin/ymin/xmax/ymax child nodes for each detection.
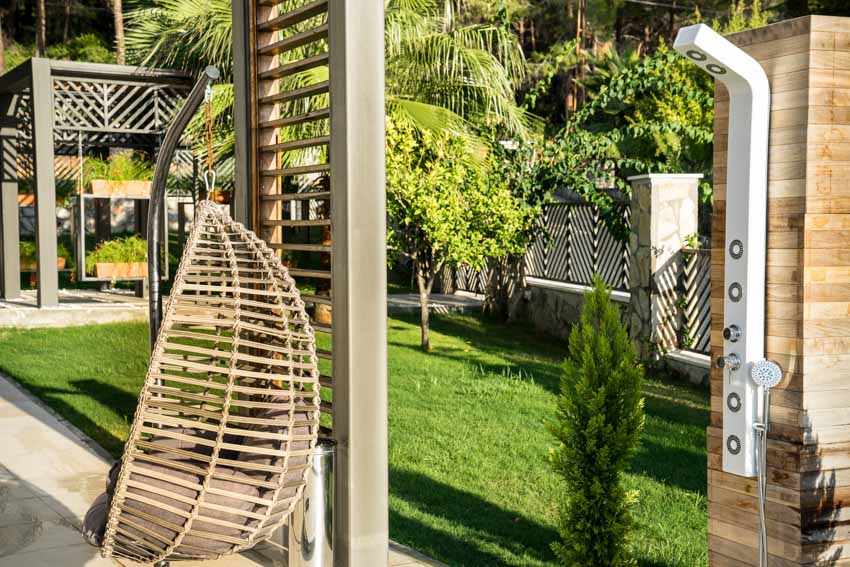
<box><xmin>231</xmin><ymin>1</ymin><xmax>388</xmax><ymax>566</ymax></box>
<box><xmin>0</xmin><ymin>59</ymin><xmax>192</xmax><ymax>307</ymax></box>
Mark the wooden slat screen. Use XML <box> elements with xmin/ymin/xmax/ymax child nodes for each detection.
<box><xmin>250</xmin><ymin>0</ymin><xmax>333</xmax><ymax>430</ymax></box>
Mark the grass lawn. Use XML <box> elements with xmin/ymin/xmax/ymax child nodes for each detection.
<box><xmin>0</xmin><ymin>314</ymin><xmax>708</xmax><ymax>567</ymax></box>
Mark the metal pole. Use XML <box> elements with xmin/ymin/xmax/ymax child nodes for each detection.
<box><xmin>328</xmin><ymin>1</ymin><xmax>388</xmax><ymax>565</ymax></box>
<box><xmin>147</xmin><ymin>65</ymin><xmax>219</xmax><ymax>351</ymax></box>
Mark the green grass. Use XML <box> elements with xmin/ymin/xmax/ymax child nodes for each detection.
<box><xmin>0</xmin><ymin>315</ymin><xmax>708</xmax><ymax>567</ymax></box>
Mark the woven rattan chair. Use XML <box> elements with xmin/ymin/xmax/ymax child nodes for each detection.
<box><xmin>95</xmin><ymin>200</ymin><xmax>321</xmax><ymax>563</ymax></box>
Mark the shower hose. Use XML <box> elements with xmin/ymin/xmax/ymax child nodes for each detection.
<box><xmin>754</xmin><ymin>388</ymin><xmax>771</xmax><ymax>567</ymax></box>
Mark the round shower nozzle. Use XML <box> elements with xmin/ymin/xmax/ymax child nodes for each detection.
<box><xmin>751</xmin><ymin>359</ymin><xmax>782</xmax><ymax>388</ymax></box>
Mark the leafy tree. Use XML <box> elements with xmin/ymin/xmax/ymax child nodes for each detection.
<box><xmin>386</xmin><ymin>118</ymin><xmax>533</xmax><ymax>350</ymax></box>
<box><xmin>539</xmin><ymin>42</ymin><xmax>714</xmax><ymax>237</ymax></box>
<box><xmin>549</xmin><ymin>276</ymin><xmax>645</xmax><ymax>566</ymax></box>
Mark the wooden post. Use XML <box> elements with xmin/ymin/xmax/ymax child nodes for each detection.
<box><xmin>30</xmin><ymin>58</ymin><xmax>58</xmax><ymax>308</ymax></box>
<box><xmin>709</xmin><ymin>16</ymin><xmax>850</xmax><ymax>565</ymax></box>
<box><xmin>0</xmin><ymin>93</ymin><xmax>20</xmax><ymax>300</ymax></box>
<box><xmin>231</xmin><ymin>0</ymin><xmax>253</xmax><ymax>227</ymax></box>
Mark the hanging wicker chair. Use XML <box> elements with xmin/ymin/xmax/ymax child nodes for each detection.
<box><xmin>96</xmin><ymin>200</ymin><xmax>322</xmax><ymax>563</ymax></box>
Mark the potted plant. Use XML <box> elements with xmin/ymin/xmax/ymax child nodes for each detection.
<box><xmin>20</xmin><ymin>241</ymin><xmax>72</xmax><ymax>271</ymax></box>
<box><xmin>86</xmin><ymin>235</ymin><xmax>148</xmax><ymax>279</ymax></box>
<box><xmin>85</xmin><ymin>154</ymin><xmax>155</xmax><ymax>197</ymax></box>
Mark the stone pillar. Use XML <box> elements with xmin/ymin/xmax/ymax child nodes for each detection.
<box><xmin>708</xmin><ymin>16</ymin><xmax>850</xmax><ymax>566</ymax></box>
<box><xmin>627</xmin><ymin>173</ymin><xmax>701</xmax><ymax>359</ymax></box>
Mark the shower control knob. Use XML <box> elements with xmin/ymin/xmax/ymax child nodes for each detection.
<box><xmin>715</xmin><ymin>353</ymin><xmax>742</xmax><ymax>371</ymax></box>
<box><xmin>723</xmin><ymin>325</ymin><xmax>742</xmax><ymax>342</ymax></box>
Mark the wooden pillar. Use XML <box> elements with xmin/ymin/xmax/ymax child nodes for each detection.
<box><xmin>231</xmin><ymin>0</ymin><xmax>253</xmax><ymax>227</ymax></box>
<box><xmin>0</xmin><ymin>94</ymin><xmax>20</xmax><ymax>300</ymax></box>
<box><xmin>30</xmin><ymin>58</ymin><xmax>58</xmax><ymax>308</ymax></box>
<box><xmin>329</xmin><ymin>1</ymin><xmax>388</xmax><ymax>565</ymax></box>
<box><xmin>709</xmin><ymin>16</ymin><xmax>850</xmax><ymax>565</ymax></box>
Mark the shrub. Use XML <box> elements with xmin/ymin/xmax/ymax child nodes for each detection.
<box><xmin>549</xmin><ymin>275</ymin><xmax>645</xmax><ymax>566</ymax></box>
<box><xmin>86</xmin><ymin>235</ymin><xmax>148</xmax><ymax>274</ymax></box>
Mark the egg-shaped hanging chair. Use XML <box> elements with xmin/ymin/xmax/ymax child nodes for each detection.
<box><xmin>100</xmin><ymin>199</ymin><xmax>321</xmax><ymax>563</ymax></box>
<box><xmin>79</xmin><ymin>67</ymin><xmax>323</xmax><ymax>564</ymax></box>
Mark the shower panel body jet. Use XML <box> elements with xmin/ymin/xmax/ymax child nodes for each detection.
<box><xmin>673</xmin><ymin>24</ymin><xmax>771</xmax><ymax>478</ymax></box>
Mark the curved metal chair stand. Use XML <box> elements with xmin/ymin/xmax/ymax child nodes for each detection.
<box><xmin>86</xmin><ymin>68</ymin><xmax>322</xmax><ymax>564</ymax></box>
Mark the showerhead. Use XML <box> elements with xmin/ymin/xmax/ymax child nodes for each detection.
<box><xmin>750</xmin><ymin>359</ymin><xmax>782</xmax><ymax>389</ymax></box>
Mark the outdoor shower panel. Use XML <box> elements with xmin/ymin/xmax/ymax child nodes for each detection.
<box><xmin>674</xmin><ymin>25</ymin><xmax>771</xmax><ymax>478</ymax></box>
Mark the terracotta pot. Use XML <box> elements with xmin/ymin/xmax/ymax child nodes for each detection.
<box><xmin>20</xmin><ymin>257</ymin><xmax>67</xmax><ymax>271</ymax></box>
<box><xmin>95</xmin><ymin>262</ymin><xmax>147</xmax><ymax>279</ymax></box>
<box><xmin>90</xmin><ymin>180</ymin><xmax>152</xmax><ymax>197</ymax></box>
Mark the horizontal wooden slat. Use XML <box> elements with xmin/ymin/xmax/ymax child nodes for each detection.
<box><xmin>260</xmin><ymin>108</ymin><xmax>330</xmax><ymax>129</ymax></box>
<box><xmin>261</xmin><ymin>218</ymin><xmax>330</xmax><ymax>228</ymax></box>
<box><xmin>257</xmin><ymin>0</ymin><xmax>328</xmax><ymax>32</ymax></box>
<box><xmin>260</xmin><ymin>81</ymin><xmax>329</xmax><ymax>105</ymax></box>
<box><xmin>319</xmin><ymin>374</ymin><xmax>333</xmax><ymax>388</ymax></box>
<box><xmin>258</xmin><ymin>54</ymin><xmax>329</xmax><ymax>81</ymax></box>
<box><xmin>288</xmin><ymin>268</ymin><xmax>332</xmax><ymax>280</ymax></box>
<box><xmin>261</xmin><ymin>191</ymin><xmax>331</xmax><ymax>202</ymax></box>
<box><xmin>300</xmin><ymin>294</ymin><xmax>332</xmax><ymax>306</ymax></box>
<box><xmin>260</xmin><ymin>163</ymin><xmax>330</xmax><ymax>177</ymax></box>
<box><xmin>270</xmin><ymin>243</ymin><xmax>331</xmax><ymax>253</ymax></box>
<box><xmin>320</xmin><ymin>401</ymin><xmax>333</xmax><ymax>415</ymax></box>
<box><xmin>315</xmin><ymin>348</ymin><xmax>332</xmax><ymax>360</ymax></box>
<box><xmin>312</xmin><ymin>322</ymin><xmax>332</xmax><ymax>334</ymax></box>
<box><xmin>260</xmin><ymin>135</ymin><xmax>330</xmax><ymax>154</ymax></box>
<box><xmin>258</xmin><ymin>24</ymin><xmax>329</xmax><ymax>57</ymax></box>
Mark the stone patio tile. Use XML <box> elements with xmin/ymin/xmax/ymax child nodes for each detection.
<box><xmin>0</xmin><ymin>466</ymin><xmax>41</xmax><ymax>502</ymax></box>
<box><xmin>0</xmin><ymin>542</ymin><xmax>120</xmax><ymax>566</ymax></box>
<box><xmin>0</xmin><ymin>497</ymin><xmax>61</xmax><ymax>528</ymax></box>
<box><xmin>0</xmin><ymin>517</ymin><xmax>87</xmax><ymax>556</ymax></box>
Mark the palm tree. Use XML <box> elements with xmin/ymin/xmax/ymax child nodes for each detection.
<box><xmin>124</xmin><ymin>0</ymin><xmax>534</xmax><ymax>152</ymax></box>
<box><xmin>113</xmin><ymin>0</ymin><xmax>126</xmax><ymax>65</ymax></box>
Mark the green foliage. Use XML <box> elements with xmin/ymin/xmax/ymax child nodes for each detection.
<box><xmin>84</xmin><ymin>154</ymin><xmax>155</xmax><ymax>186</ymax></box>
<box><xmin>550</xmin><ymin>276</ymin><xmax>645</xmax><ymax>566</ymax></box>
<box><xmin>86</xmin><ymin>235</ymin><xmax>148</xmax><ymax>273</ymax></box>
<box><xmin>47</xmin><ymin>33</ymin><xmax>116</xmax><ymax>64</ymax></box>
<box><xmin>387</xmin><ymin>118</ymin><xmax>533</xmax><ymax>272</ymax></box>
<box><xmin>539</xmin><ymin>42</ymin><xmax>714</xmax><ymax>234</ymax></box>
<box><xmin>20</xmin><ymin>241</ymin><xmax>74</xmax><ymax>270</ymax></box>
<box><xmin>386</xmin><ymin>0</ymin><xmax>538</xmax><ymax>146</ymax></box>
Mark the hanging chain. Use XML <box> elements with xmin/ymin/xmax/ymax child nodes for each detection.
<box><xmin>203</xmin><ymin>84</ymin><xmax>216</xmax><ymax>199</ymax></box>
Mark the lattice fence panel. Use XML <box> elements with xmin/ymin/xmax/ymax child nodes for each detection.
<box><xmin>680</xmin><ymin>248</ymin><xmax>712</xmax><ymax>354</ymax></box>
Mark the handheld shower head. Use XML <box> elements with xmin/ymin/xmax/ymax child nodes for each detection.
<box><xmin>750</xmin><ymin>359</ymin><xmax>782</xmax><ymax>389</ymax></box>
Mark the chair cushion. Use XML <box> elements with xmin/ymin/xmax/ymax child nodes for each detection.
<box><xmin>84</xmin><ymin>427</ymin><xmax>261</xmax><ymax>558</ymax></box>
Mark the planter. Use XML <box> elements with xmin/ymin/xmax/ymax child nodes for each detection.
<box><xmin>21</xmin><ymin>257</ymin><xmax>67</xmax><ymax>271</ymax></box>
<box><xmin>90</xmin><ymin>179</ymin><xmax>152</xmax><ymax>197</ymax></box>
<box><xmin>95</xmin><ymin>262</ymin><xmax>147</xmax><ymax>279</ymax></box>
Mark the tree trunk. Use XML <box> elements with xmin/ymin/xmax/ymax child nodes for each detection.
<box><xmin>35</xmin><ymin>0</ymin><xmax>46</xmax><ymax>56</ymax></box>
<box><xmin>0</xmin><ymin>14</ymin><xmax>6</xmax><ymax>75</ymax></box>
<box><xmin>63</xmin><ymin>0</ymin><xmax>71</xmax><ymax>42</ymax></box>
<box><xmin>418</xmin><ymin>272</ymin><xmax>431</xmax><ymax>352</ymax></box>
<box><xmin>114</xmin><ymin>0</ymin><xmax>125</xmax><ymax>65</ymax></box>
<box><xmin>415</xmin><ymin>254</ymin><xmax>440</xmax><ymax>352</ymax></box>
